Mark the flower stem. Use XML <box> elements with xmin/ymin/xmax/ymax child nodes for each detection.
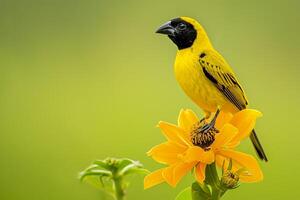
<box><xmin>113</xmin><ymin>178</ymin><xmax>125</xmax><ymax>200</ymax></box>
<box><xmin>205</xmin><ymin>163</ymin><xmax>219</xmax><ymax>189</ymax></box>
<box><xmin>205</xmin><ymin>163</ymin><xmax>227</xmax><ymax>200</ymax></box>
<box><xmin>211</xmin><ymin>188</ymin><xmax>222</xmax><ymax>200</ymax></box>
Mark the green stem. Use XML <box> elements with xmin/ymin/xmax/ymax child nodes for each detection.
<box><xmin>205</xmin><ymin>163</ymin><xmax>219</xmax><ymax>188</ymax></box>
<box><xmin>211</xmin><ymin>188</ymin><xmax>222</xmax><ymax>200</ymax></box>
<box><xmin>191</xmin><ymin>182</ymin><xmax>211</xmax><ymax>200</ymax></box>
<box><xmin>113</xmin><ymin>178</ymin><xmax>125</xmax><ymax>200</ymax></box>
<box><xmin>205</xmin><ymin>163</ymin><xmax>227</xmax><ymax>200</ymax></box>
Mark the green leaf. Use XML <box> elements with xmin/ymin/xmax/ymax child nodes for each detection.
<box><xmin>83</xmin><ymin>164</ymin><xmax>104</xmax><ymax>173</ymax></box>
<box><xmin>122</xmin><ymin>167</ymin><xmax>149</xmax><ymax>176</ymax></box>
<box><xmin>93</xmin><ymin>160</ymin><xmax>111</xmax><ymax>170</ymax></box>
<box><xmin>79</xmin><ymin>169</ymin><xmax>112</xmax><ymax>181</ymax></box>
<box><xmin>118</xmin><ymin>161</ymin><xmax>148</xmax><ymax>177</ymax></box>
<box><xmin>117</xmin><ymin>158</ymin><xmax>138</xmax><ymax>171</ymax></box>
<box><xmin>192</xmin><ymin>182</ymin><xmax>211</xmax><ymax>200</ymax></box>
<box><xmin>175</xmin><ymin>187</ymin><xmax>192</xmax><ymax>200</ymax></box>
<box><xmin>82</xmin><ymin>175</ymin><xmax>109</xmax><ymax>189</ymax></box>
<box><xmin>82</xmin><ymin>175</ymin><xmax>116</xmax><ymax>199</ymax></box>
<box><xmin>200</xmin><ymin>183</ymin><xmax>211</xmax><ymax>195</ymax></box>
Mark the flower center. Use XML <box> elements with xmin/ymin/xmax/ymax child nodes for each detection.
<box><xmin>221</xmin><ymin>171</ymin><xmax>239</xmax><ymax>189</ymax></box>
<box><xmin>190</xmin><ymin>120</ymin><xmax>219</xmax><ymax>150</ymax></box>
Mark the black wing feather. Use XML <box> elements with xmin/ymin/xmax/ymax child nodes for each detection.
<box><xmin>202</xmin><ymin>67</ymin><xmax>245</xmax><ymax>110</ymax></box>
<box><xmin>200</xmin><ymin>52</ymin><xmax>247</xmax><ymax>110</ymax></box>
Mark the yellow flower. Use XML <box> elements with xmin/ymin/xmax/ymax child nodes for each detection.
<box><xmin>144</xmin><ymin>109</ymin><xmax>263</xmax><ymax>189</ymax></box>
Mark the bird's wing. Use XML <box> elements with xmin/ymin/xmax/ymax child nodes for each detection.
<box><xmin>199</xmin><ymin>50</ymin><xmax>248</xmax><ymax>110</ymax></box>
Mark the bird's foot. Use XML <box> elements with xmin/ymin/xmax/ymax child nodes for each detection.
<box><xmin>190</xmin><ymin>109</ymin><xmax>221</xmax><ymax>149</ymax></box>
<box><xmin>199</xmin><ymin>109</ymin><xmax>220</xmax><ymax>133</ymax></box>
<box><xmin>199</xmin><ymin>111</ymin><xmax>211</xmax><ymax>123</ymax></box>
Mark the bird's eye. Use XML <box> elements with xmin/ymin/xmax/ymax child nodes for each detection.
<box><xmin>177</xmin><ymin>23</ymin><xmax>187</xmax><ymax>30</ymax></box>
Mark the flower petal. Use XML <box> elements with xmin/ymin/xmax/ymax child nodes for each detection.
<box><xmin>212</xmin><ymin>124</ymin><xmax>238</xmax><ymax>149</ymax></box>
<box><xmin>195</xmin><ymin>163</ymin><xmax>206</xmax><ymax>183</ymax></box>
<box><xmin>178</xmin><ymin>109</ymin><xmax>199</xmax><ymax>132</ymax></box>
<box><xmin>229</xmin><ymin>109</ymin><xmax>262</xmax><ymax>145</ymax></box>
<box><xmin>218</xmin><ymin>149</ymin><xmax>263</xmax><ymax>182</ymax></box>
<box><xmin>215</xmin><ymin>154</ymin><xmax>228</xmax><ymax>170</ymax></box>
<box><xmin>215</xmin><ymin>111</ymin><xmax>233</xmax><ymax>130</ymax></box>
<box><xmin>158</xmin><ymin>121</ymin><xmax>191</xmax><ymax>146</ymax></box>
<box><xmin>162</xmin><ymin>161</ymin><xmax>196</xmax><ymax>187</ymax></box>
<box><xmin>172</xmin><ymin>161</ymin><xmax>197</xmax><ymax>187</ymax></box>
<box><xmin>144</xmin><ymin>169</ymin><xmax>165</xmax><ymax>189</ymax></box>
<box><xmin>183</xmin><ymin>146</ymin><xmax>214</xmax><ymax>164</ymax></box>
<box><xmin>162</xmin><ymin>164</ymin><xmax>176</xmax><ymax>186</ymax></box>
<box><xmin>182</xmin><ymin>146</ymin><xmax>203</xmax><ymax>162</ymax></box>
<box><xmin>147</xmin><ymin>142</ymin><xmax>187</xmax><ymax>164</ymax></box>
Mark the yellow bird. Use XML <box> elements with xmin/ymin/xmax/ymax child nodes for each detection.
<box><xmin>156</xmin><ymin>17</ymin><xmax>268</xmax><ymax>161</ymax></box>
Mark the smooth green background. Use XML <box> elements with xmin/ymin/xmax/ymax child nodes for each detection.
<box><xmin>0</xmin><ymin>0</ymin><xmax>299</xmax><ymax>199</ymax></box>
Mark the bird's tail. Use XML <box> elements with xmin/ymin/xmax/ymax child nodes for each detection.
<box><xmin>250</xmin><ymin>130</ymin><xmax>268</xmax><ymax>162</ymax></box>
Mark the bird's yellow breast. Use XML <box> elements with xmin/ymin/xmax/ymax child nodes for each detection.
<box><xmin>174</xmin><ymin>49</ymin><xmax>228</xmax><ymax>113</ymax></box>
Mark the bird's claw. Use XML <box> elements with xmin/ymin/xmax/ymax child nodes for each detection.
<box><xmin>199</xmin><ymin>109</ymin><xmax>221</xmax><ymax>133</ymax></box>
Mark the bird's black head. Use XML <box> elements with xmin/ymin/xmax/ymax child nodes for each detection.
<box><xmin>156</xmin><ymin>18</ymin><xmax>197</xmax><ymax>50</ymax></box>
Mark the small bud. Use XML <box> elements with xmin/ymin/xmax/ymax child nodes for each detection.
<box><xmin>105</xmin><ymin>158</ymin><xmax>119</xmax><ymax>166</ymax></box>
<box><xmin>221</xmin><ymin>171</ymin><xmax>239</xmax><ymax>189</ymax></box>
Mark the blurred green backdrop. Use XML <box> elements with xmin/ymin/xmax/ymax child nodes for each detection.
<box><xmin>0</xmin><ymin>0</ymin><xmax>299</xmax><ymax>199</ymax></box>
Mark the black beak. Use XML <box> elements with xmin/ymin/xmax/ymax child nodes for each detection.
<box><xmin>155</xmin><ymin>21</ymin><xmax>175</xmax><ymax>36</ymax></box>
